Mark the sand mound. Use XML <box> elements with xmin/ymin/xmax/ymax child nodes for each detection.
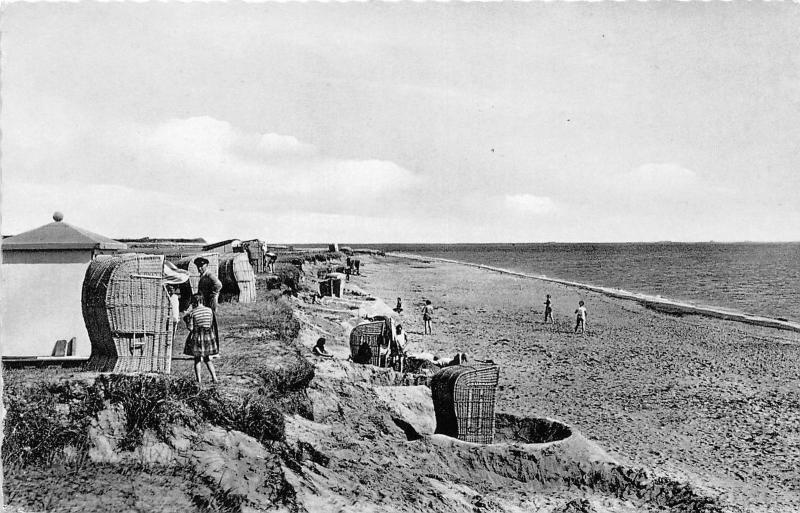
<box><xmin>287</xmin><ymin>353</ymin><xmax>731</xmax><ymax>513</ymax></box>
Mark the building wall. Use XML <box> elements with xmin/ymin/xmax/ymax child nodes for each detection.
<box><xmin>1</xmin><ymin>259</ymin><xmax>92</xmax><ymax>357</ymax></box>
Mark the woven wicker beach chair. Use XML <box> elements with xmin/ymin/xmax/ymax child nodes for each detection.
<box><xmin>82</xmin><ymin>253</ymin><xmax>175</xmax><ymax>373</ymax></box>
<box><xmin>218</xmin><ymin>253</ymin><xmax>257</xmax><ymax>303</ymax></box>
<box><xmin>349</xmin><ymin>321</ymin><xmax>389</xmax><ymax>367</ymax></box>
<box><xmin>430</xmin><ymin>363</ymin><xmax>500</xmax><ymax>444</ymax></box>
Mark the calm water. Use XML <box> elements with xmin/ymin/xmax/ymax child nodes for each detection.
<box><xmin>351</xmin><ymin>243</ymin><xmax>800</xmax><ymax>323</ymax></box>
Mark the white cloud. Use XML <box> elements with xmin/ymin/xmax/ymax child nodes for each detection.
<box><xmin>138</xmin><ymin>117</ymin><xmax>423</xmax><ymax>216</ymax></box>
<box><xmin>504</xmin><ymin>194</ymin><xmax>557</xmax><ymax>215</ymax></box>
<box><xmin>144</xmin><ymin>116</ymin><xmax>317</xmax><ymax>171</ymax></box>
<box><xmin>2</xmin><ymin>113</ymin><xmax>425</xmax><ymax>238</ymax></box>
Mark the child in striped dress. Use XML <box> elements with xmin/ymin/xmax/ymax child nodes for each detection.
<box><xmin>184</xmin><ymin>294</ymin><xmax>219</xmax><ymax>384</ymax></box>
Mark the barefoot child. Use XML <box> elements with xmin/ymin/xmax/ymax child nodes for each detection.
<box><xmin>422</xmin><ymin>299</ymin><xmax>434</xmax><ymax>335</ymax></box>
<box><xmin>574</xmin><ymin>300</ymin><xmax>587</xmax><ymax>334</ymax></box>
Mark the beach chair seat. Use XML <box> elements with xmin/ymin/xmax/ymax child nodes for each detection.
<box><xmin>52</xmin><ymin>339</ymin><xmax>68</xmax><ymax>357</ymax></box>
<box><xmin>349</xmin><ymin>321</ymin><xmax>389</xmax><ymax>367</ymax></box>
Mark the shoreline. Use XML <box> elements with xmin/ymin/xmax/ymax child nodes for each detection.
<box><xmin>386</xmin><ymin>251</ymin><xmax>800</xmax><ymax>335</ymax></box>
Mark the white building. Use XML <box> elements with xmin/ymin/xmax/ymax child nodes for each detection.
<box><xmin>1</xmin><ymin>213</ymin><xmax>126</xmax><ymax>360</ymax></box>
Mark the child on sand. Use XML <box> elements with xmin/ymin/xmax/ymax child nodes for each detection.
<box><xmin>544</xmin><ymin>294</ymin><xmax>554</xmax><ymax>324</ymax></box>
<box><xmin>312</xmin><ymin>337</ymin><xmax>334</xmax><ymax>358</ymax></box>
<box><xmin>422</xmin><ymin>299</ymin><xmax>434</xmax><ymax>335</ymax></box>
<box><xmin>574</xmin><ymin>300</ymin><xmax>587</xmax><ymax>334</ymax></box>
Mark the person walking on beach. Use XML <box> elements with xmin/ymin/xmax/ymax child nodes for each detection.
<box><xmin>422</xmin><ymin>299</ymin><xmax>434</xmax><ymax>335</ymax></box>
<box><xmin>574</xmin><ymin>300</ymin><xmax>587</xmax><ymax>334</ymax></box>
<box><xmin>184</xmin><ymin>294</ymin><xmax>219</xmax><ymax>384</ymax></box>
<box><xmin>543</xmin><ymin>294</ymin><xmax>554</xmax><ymax>324</ymax></box>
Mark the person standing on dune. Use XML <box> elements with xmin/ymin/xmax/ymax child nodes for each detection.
<box><xmin>196</xmin><ymin>257</ymin><xmax>222</xmax><ymax>313</ymax></box>
<box><xmin>574</xmin><ymin>300</ymin><xmax>587</xmax><ymax>334</ymax></box>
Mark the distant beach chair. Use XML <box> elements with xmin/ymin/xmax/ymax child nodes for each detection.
<box><xmin>349</xmin><ymin>321</ymin><xmax>389</xmax><ymax>367</ymax></box>
<box><xmin>431</xmin><ymin>363</ymin><xmax>500</xmax><ymax>444</ymax></box>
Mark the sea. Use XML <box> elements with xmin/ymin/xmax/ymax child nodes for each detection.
<box><xmin>348</xmin><ymin>243</ymin><xmax>800</xmax><ymax>324</ymax></box>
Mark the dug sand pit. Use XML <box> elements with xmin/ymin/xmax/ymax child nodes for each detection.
<box><xmin>290</xmin><ymin>346</ymin><xmax>727</xmax><ymax>513</ymax></box>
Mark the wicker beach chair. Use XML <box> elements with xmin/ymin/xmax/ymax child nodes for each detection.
<box><xmin>349</xmin><ymin>321</ymin><xmax>389</xmax><ymax>367</ymax></box>
<box><xmin>430</xmin><ymin>363</ymin><xmax>500</xmax><ymax>444</ymax></box>
<box><xmin>218</xmin><ymin>253</ymin><xmax>257</xmax><ymax>303</ymax></box>
<box><xmin>82</xmin><ymin>253</ymin><xmax>175</xmax><ymax>373</ymax></box>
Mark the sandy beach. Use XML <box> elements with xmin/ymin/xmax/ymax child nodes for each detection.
<box><xmin>348</xmin><ymin>254</ymin><xmax>800</xmax><ymax>513</ymax></box>
<box><xmin>5</xmin><ymin>251</ymin><xmax>799</xmax><ymax>513</ymax></box>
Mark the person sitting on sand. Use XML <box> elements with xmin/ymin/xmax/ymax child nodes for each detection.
<box><xmin>544</xmin><ymin>294</ymin><xmax>554</xmax><ymax>324</ymax></box>
<box><xmin>433</xmin><ymin>352</ymin><xmax>468</xmax><ymax>367</ymax></box>
<box><xmin>312</xmin><ymin>337</ymin><xmax>334</xmax><ymax>358</ymax></box>
<box><xmin>394</xmin><ymin>297</ymin><xmax>403</xmax><ymax>313</ymax></box>
<box><xmin>353</xmin><ymin>339</ymin><xmax>373</xmax><ymax>365</ymax></box>
<box><xmin>422</xmin><ymin>299</ymin><xmax>434</xmax><ymax>335</ymax></box>
<box><xmin>574</xmin><ymin>300</ymin><xmax>587</xmax><ymax>334</ymax></box>
<box><xmin>183</xmin><ymin>294</ymin><xmax>219</xmax><ymax>384</ymax></box>
<box><xmin>407</xmin><ymin>350</ymin><xmax>467</xmax><ymax>368</ymax></box>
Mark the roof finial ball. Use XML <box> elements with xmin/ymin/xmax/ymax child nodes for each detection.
<box><xmin>53</xmin><ymin>211</ymin><xmax>64</xmax><ymax>222</ymax></box>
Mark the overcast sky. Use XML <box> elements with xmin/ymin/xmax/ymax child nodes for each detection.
<box><xmin>2</xmin><ymin>3</ymin><xmax>798</xmax><ymax>243</ymax></box>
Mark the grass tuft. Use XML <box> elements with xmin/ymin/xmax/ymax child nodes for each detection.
<box><xmin>99</xmin><ymin>374</ymin><xmax>199</xmax><ymax>451</ymax></box>
<box><xmin>255</xmin><ymin>292</ymin><xmax>302</xmax><ymax>340</ymax></box>
<box><xmin>188</xmin><ymin>387</ymin><xmax>285</xmax><ymax>443</ymax></box>
<box><xmin>2</xmin><ymin>380</ymin><xmax>105</xmax><ymax>467</ymax></box>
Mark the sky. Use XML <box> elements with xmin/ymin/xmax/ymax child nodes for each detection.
<box><xmin>2</xmin><ymin>3</ymin><xmax>799</xmax><ymax>243</ymax></box>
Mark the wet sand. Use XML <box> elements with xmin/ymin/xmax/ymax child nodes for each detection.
<box><xmin>355</xmin><ymin>255</ymin><xmax>800</xmax><ymax>513</ymax></box>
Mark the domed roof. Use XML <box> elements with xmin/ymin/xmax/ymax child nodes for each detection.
<box><xmin>2</xmin><ymin>214</ymin><xmax>127</xmax><ymax>251</ymax></box>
